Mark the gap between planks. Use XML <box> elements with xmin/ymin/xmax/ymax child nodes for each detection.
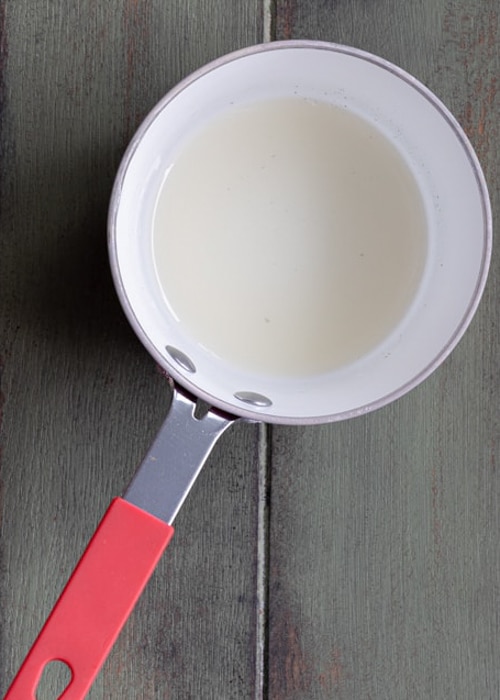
<box><xmin>255</xmin><ymin>4</ymin><xmax>274</xmax><ymax>697</ymax></box>
<box><xmin>255</xmin><ymin>422</ymin><xmax>272</xmax><ymax>700</ymax></box>
<box><xmin>262</xmin><ymin>0</ymin><xmax>275</xmax><ymax>43</ymax></box>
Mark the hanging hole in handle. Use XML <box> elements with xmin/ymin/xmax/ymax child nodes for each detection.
<box><xmin>36</xmin><ymin>660</ymin><xmax>72</xmax><ymax>700</ymax></box>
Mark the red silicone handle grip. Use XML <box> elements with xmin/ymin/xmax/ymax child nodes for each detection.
<box><xmin>4</xmin><ymin>497</ymin><xmax>174</xmax><ymax>700</ymax></box>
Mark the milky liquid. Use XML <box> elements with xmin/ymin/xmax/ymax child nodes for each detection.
<box><xmin>153</xmin><ymin>98</ymin><xmax>427</xmax><ymax>376</ymax></box>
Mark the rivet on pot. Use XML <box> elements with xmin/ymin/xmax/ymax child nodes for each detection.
<box><xmin>234</xmin><ymin>391</ymin><xmax>272</xmax><ymax>407</ymax></box>
<box><xmin>165</xmin><ymin>346</ymin><xmax>196</xmax><ymax>373</ymax></box>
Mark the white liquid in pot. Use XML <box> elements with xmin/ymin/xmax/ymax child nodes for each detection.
<box><xmin>153</xmin><ymin>98</ymin><xmax>427</xmax><ymax>376</ymax></box>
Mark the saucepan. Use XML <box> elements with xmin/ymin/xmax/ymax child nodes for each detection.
<box><xmin>5</xmin><ymin>40</ymin><xmax>491</xmax><ymax>699</ymax></box>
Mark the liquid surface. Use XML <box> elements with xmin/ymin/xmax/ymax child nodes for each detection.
<box><xmin>153</xmin><ymin>98</ymin><xmax>427</xmax><ymax>376</ymax></box>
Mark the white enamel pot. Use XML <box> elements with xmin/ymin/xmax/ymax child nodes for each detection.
<box><xmin>6</xmin><ymin>41</ymin><xmax>491</xmax><ymax>700</ymax></box>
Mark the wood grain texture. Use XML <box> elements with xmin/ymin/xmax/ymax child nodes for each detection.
<box><xmin>270</xmin><ymin>2</ymin><xmax>500</xmax><ymax>699</ymax></box>
<box><xmin>0</xmin><ymin>1</ymin><xmax>262</xmax><ymax>699</ymax></box>
<box><xmin>1</xmin><ymin>1</ymin><xmax>499</xmax><ymax>699</ymax></box>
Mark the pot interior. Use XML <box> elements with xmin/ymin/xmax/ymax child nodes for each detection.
<box><xmin>109</xmin><ymin>41</ymin><xmax>491</xmax><ymax>424</ymax></box>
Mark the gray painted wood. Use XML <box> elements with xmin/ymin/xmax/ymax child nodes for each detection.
<box><xmin>270</xmin><ymin>1</ymin><xmax>500</xmax><ymax>698</ymax></box>
<box><xmin>0</xmin><ymin>1</ymin><xmax>499</xmax><ymax>699</ymax></box>
<box><xmin>0</xmin><ymin>2</ymin><xmax>262</xmax><ymax>699</ymax></box>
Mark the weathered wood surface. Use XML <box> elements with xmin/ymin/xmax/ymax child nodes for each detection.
<box><xmin>0</xmin><ymin>2</ymin><xmax>262</xmax><ymax>699</ymax></box>
<box><xmin>0</xmin><ymin>1</ymin><xmax>498</xmax><ymax>699</ymax></box>
<box><xmin>270</xmin><ymin>2</ymin><xmax>500</xmax><ymax>699</ymax></box>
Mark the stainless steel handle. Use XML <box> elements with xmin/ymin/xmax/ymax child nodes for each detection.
<box><xmin>124</xmin><ymin>388</ymin><xmax>236</xmax><ymax>524</ymax></box>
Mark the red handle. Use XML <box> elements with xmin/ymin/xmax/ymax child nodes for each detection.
<box><xmin>4</xmin><ymin>497</ymin><xmax>174</xmax><ymax>700</ymax></box>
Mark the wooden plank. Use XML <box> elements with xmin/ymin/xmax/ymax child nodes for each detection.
<box><xmin>270</xmin><ymin>2</ymin><xmax>500</xmax><ymax>698</ymax></box>
<box><xmin>0</xmin><ymin>2</ymin><xmax>262</xmax><ymax>699</ymax></box>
